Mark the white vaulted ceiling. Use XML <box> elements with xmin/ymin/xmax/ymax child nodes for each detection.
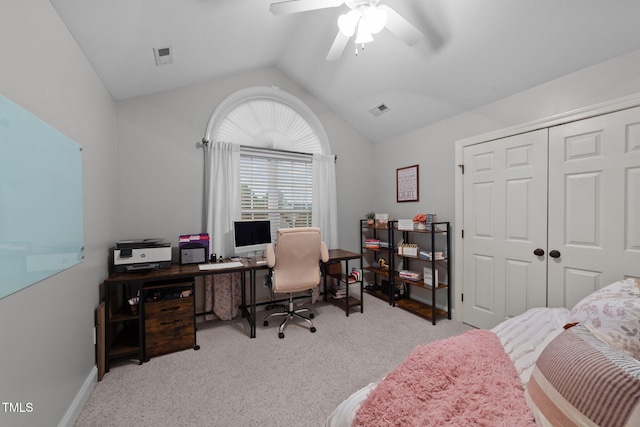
<box><xmin>50</xmin><ymin>0</ymin><xmax>640</xmax><ymax>143</ymax></box>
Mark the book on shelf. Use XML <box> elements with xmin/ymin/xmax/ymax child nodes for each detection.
<box><xmin>374</xmin><ymin>213</ymin><xmax>389</xmax><ymax>228</ymax></box>
<box><xmin>329</xmin><ymin>283</ymin><xmax>347</xmax><ymax>298</ymax></box>
<box><xmin>398</xmin><ymin>270</ymin><xmax>422</xmax><ymax>282</ymax></box>
<box><xmin>348</xmin><ymin>268</ymin><xmax>362</xmax><ymax>283</ymax></box>
<box><xmin>423</xmin><ymin>266</ymin><xmax>439</xmax><ymax>288</ymax></box>
<box><xmin>397</xmin><ymin>242</ymin><xmax>419</xmax><ymax>257</ymax></box>
<box><xmin>419</xmin><ymin>250</ymin><xmax>445</xmax><ymax>260</ymax></box>
<box><xmin>424</xmin><ymin>214</ymin><xmax>446</xmax><ymax>231</ymax></box>
<box><xmin>397</xmin><ymin>219</ymin><xmax>414</xmax><ymax>230</ymax></box>
<box><xmin>365</xmin><ymin>238</ymin><xmax>380</xmax><ymax>249</ymax></box>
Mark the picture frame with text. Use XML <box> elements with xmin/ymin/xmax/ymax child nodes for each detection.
<box><xmin>396</xmin><ymin>164</ymin><xmax>419</xmax><ymax>203</ymax></box>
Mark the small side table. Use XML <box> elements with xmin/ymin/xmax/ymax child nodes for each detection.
<box><xmin>324</xmin><ymin>249</ymin><xmax>363</xmax><ymax>316</ymax></box>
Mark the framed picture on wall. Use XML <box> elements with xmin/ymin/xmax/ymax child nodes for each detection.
<box><xmin>396</xmin><ymin>164</ymin><xmax>419</xmax><ymax>202</ymax></box>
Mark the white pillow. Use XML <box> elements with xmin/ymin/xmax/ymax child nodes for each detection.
<box><xmin>492</xmin><ymin>307</ymin><xmax>569</xmax><ymax>384</ymax></box>
<box><xmin>568</xmin><ymin>278</ymin><xmax>640</xmax><ymax>360</ymax></box>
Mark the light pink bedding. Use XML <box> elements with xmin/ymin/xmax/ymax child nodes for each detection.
<box><xmin>353</xmin><ymin>329</ymin><xmax>536</xmax><ymax>427</ymax></box>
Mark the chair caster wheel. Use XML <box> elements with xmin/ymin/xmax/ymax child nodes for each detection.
<box><xmin>279</xmin><ymin>332</ymin><xmax>285</xmax><ymax>339</ymax></box>
<box><xmin>263</xmin><ymin>321</ymin><xmax>269</xmax><ymax>327</ymax></box>
<box><xmin>309</xmin><ymin>313</ymin><xmax>314</xmax><ymax>319</ymax></box>
<box><xmin>310</xmin><ymin>327</ymin><xmax>316</xmax><ymax>333</ymax></box>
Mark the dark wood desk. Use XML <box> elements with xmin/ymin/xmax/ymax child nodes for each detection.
<box><xmin>102</xmin><ymin>258</ymin><xmax>268</xmax><ymax>370</ymax></box>
<box><xmin>102</xmin><ymin>251</ymin><xmax>358</xmax><ymax>369</ymax></box>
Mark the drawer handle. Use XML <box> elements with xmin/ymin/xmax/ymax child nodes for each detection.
<box><xmin>160</xmin><ymin>306</ymin><xmax>180</xmax><ymax>312</ymax></box>
<box><xmin>160</xmin><ymin>319</ymin><xmax>180</xmax><ymax>326</ymax></box>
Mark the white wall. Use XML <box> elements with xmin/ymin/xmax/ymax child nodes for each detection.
<box><xmin>115</xmin><ymin>66</ymin><xmax>375</xmax><ymax>252</ymax></box>
<box><xmin>115</xmin><ymin>66</ymin><xmax>375</xmax><ymax>306</ymax></box>
<box><xmin>0</xmin><ymin>1</ymin><xmax>117</xmax><ymax>426</ymax></box>
<box><xmin>373</xmin><ymin>49</ymin><xmax>640</xmax><ymax>311</ymax></box>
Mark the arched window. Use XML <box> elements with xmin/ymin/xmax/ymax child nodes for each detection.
<box><xmin>205</xmin><ymin>86</ymin><xmax>330</xmax><ymax>154</ymax></box>
<box><xmin>203</xmin><ymin>87</ymin><xmax>337</xmax><ymax>256</ymax></box>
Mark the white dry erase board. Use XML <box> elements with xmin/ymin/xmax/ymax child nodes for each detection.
<box><xmin>0</xmin><ymin>95</ymin><xmax>84</xmax><ymax>299</ymax></box>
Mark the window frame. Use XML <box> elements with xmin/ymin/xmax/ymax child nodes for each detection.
<box><xmin>239</xmin><ymin>146</ymin><xmax>313</xmax><ymax>239</ymax></box>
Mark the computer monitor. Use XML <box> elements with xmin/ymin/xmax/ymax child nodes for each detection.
<box><xmin>232</xmin><ymin>220</ymin><xmax>272</xmax><ymax>256</ymax></box>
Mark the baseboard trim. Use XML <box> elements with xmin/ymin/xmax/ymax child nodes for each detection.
<box><xmin>58</xmin><ymin>366</ymin><xmax>97</xmax><ymax>427</ymax></box>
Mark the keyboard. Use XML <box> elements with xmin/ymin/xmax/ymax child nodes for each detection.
<box><xmin>198</xmin><ymin>261</ymin><xmax>244</xmax><ymax>271</ymax></box>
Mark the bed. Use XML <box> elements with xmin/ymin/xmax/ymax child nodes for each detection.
<box><xmin>324</xmin><ymin>278</ymin><xmax>640</xmax><ymax>427</ymax></box>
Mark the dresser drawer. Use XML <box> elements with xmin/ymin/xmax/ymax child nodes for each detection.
<box><xmin>144</xmin><ymin>296</ymin><xmax>195</xmax><ymax>358</ymax></box>
<box><xmin>145</xmin><ymin>314</ymin><xmax>195</xmax><ymax>357</ymax></box>
<box><xmin>144</xmin><ymin>297</ymin><xmax>193</xmax><ymax>320</ymax></box>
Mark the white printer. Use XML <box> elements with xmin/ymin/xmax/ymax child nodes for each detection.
<box><xmin>110</xmin><ymin>238</ymin><xmax>172</xmax><ymax>273</ymax></box>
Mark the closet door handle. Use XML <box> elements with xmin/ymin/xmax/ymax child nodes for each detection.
<box><xmin>549</xmin><ymin>250</ymin><xmax>561</xmax><ymax>259</ymax></box>
<box><xmin>533</xmin><ymin>248</ymin><xmax>545</xmax><ymax>256</ymax></box>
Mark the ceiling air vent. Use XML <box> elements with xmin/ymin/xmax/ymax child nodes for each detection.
<box><xmin>153</xmin><ymin>46</ymin><xmax>173</xmax><ymax>66</ymax></box>
<box><xmin>369</xmin><ymin>103</ymin><xmax>390</xmax><ymax>117</ymax></box>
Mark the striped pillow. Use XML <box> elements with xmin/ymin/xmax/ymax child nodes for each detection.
<box><xmin>525</xmin><ymin>325</ymin><xmax>640</xmax><ymax>427</ymax></box>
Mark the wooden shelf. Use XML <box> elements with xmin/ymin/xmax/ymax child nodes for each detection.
<box><xmin>144</xmin><ymin>282</ymin><xmax>192</xmax><ymax>291</ymax></box>
<box><xmin>364</xmin><ymin>287</ymin><xmax>392</xmax><ymax>304</ymax></box>
<box><xmin>393</xmin><ymin>275</ymin><xmax>448</xmax><ymax>291</ymax></box>
<box><xmin>328</xmin><ymin>272</ymin><xmax>357</xmax><ymax>283</ymax></box>
<box><xmin>403</xmin><ymin>227</ymin><xmax>448</xmax><ymax>235</ymax></box>
<box><xmin>108</xmin><ymin>304</ymin><xmax>139</xmax><ymax>323</ymax></box>
<box><xmin>108</xmin><ymin>324</ymin><xmax>140</xmax><ymax>359</ymax></box>
<box><xmin>328</xmin><ymin>296</ymin><xmax>361</xmax><ymax>312</ymax></box>
<box><xmin>361</xmin><ymin>246</ymin><xmax>389</xmax><ymax>254</ymax></box>
<box><xmin>361</xmin><ymin>219</ymin><xmax>451</xmax><ymax>324</ymax></box>
<box><xmin>108</xmin><ymin>342</ymin><xmax>140</xmax><ymax>359</ymax></box>
<box><xmin>365</xmin><ymin>289</ymin><xmax>447</xmax><ymax>320</ymax></box>
<box><xmin>362</xmin><ymin>224</ymin><xmax>391</xmax><ymax>230</ymax></box>
<box><xmin>394</xmin><ymin>252</ymin><xmax>448</xmax><ymax>263</ymax></box>
<box><xmin>363</xmin><ymin>266</ymin><xmax>391</xmax><ymax>277</ymax></box>
<box><xmin>394</xmin><ymin>298</ymin><xmax>448</xmax><ymax>321</ymax></box>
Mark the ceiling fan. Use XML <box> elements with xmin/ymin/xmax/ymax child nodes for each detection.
<box><xmin>270</xmin><ymin>0</ymin><xmax>424</xmax><ymax>60</ymax></box>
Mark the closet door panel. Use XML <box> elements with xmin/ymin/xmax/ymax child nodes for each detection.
<box><xmin>624</xmin><ymin>122</ymin><xmax>640</xmax><ymax>255</ymax></box>
<box><xmin>626</xmin><ymin>167</ymin><xmax>640</xmax><ymax>252</ymax></box>
<box><xmin>563</xmin><ymin>267</ymin><xmax>601</xmax><ymax>309</ymax></box>
<box><xmin>548</xmin><ymin>106</ymin><xmax>640</xmax><ymax>307</ymax></box>
<box><xmin>462</xmin><ymin>129</ymin><xmax>548</xmax><ymax>328</ymax></box>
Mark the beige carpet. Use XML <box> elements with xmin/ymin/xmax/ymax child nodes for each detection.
<box><xmin>75</xmin><ymin>293</ymin><xmax>473</xmax><ymax>427</ymax></box>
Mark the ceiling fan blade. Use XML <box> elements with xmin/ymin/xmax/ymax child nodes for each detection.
<box><xmin>382</xmin><ymin>5</ymin><xmax>424</xmax><ymax>47</ymax></box>
<box><xmin>326</xmin><ymin>31</ymin><xmax>350</xmax><ymax>61</ymax></box>
<box><xmin>270</xmin><ymin>0</ymin><xmax>345</xmax><ymax>16</ymax></box>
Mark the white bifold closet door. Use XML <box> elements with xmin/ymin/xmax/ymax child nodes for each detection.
<box><xmin>462</xmin><ymin>130</ymin><xmax>548</xmax><ymax>330</ymax></box>
<box><xmin>548</xmin><ymin>106</ymin><xmax>640</xmax><ymax>309</ymax></box>
<box><xmin>463</xmin><ymin>106</ymin><xmax>640</xmax><ymax>329</ymax></box>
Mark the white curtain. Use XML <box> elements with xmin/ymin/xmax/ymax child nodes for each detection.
<box><xmin>205</xmin><ymin>141</ymin><xmax>240</xmax><ymax>258</ymax></box>
<box><xmin>204</xmin><ymin>141</ymin><xmax>241</xmax><ymax>321</ymax></box>
<box><xmin>312</xmin><ymin>153</ymin><xmax>338</xmax><ymax>249</ymax></box>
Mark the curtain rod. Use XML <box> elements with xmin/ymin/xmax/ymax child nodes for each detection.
<box><xmin>242</xmin><ymin>145</ymin><xmax>338</xmax><ymax>163</ymax></box>
<box><xmin>202</xmin><ymin>140</ymin><xmax>337</xmax><ymax>162</ymax></box>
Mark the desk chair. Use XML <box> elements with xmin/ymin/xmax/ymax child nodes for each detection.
<box><xmin>263</xmin><ymin>227</ymin><xmax>329</xmax><ymax>339</ymax></box>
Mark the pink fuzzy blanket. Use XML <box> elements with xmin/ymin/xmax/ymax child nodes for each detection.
<box><xmin>353</xmin><ymin>329</ymin><xmax>536</xmax><ymax>427</ymax></box>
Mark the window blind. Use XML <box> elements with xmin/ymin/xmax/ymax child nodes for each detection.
<box><xmin>239</xmin><ymin>147</ymin><xmax>312</xmax><ymax>239</ymax></box>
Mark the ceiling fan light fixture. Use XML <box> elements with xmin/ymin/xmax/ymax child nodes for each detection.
<box><xmin>362</xmin><ymin>5</ymin><xmax>387</xmax><ymax>34</ymax></box>
<box><xmin>338</xmin><ymin>9</ymin><xmax>360</xmax><ymax>37</ymax></box>
<box><xmin>354</xmin><ymin>20</ymin><xmax>374</xmax><ymax>44</ymax></box>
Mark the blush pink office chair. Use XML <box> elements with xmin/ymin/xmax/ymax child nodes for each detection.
<box><xmin>263</xmin><ymin>227</ymin><xmax>329</xmax><ymax>339</ymax></box>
